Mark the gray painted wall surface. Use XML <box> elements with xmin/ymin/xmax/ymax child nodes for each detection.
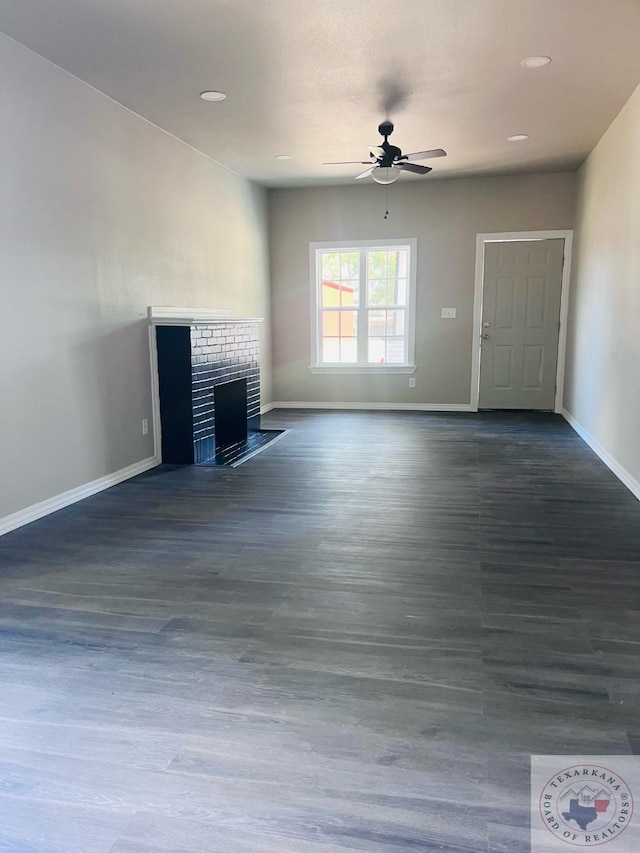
<box><xmin>268</xmin><ymin>173</ymin><xmax>576</xmax><ymax>405</ymax></box>
<box><xmin>564</xmin><ymin>81</ymin><xmax>640</xmax><ymax>489</ymax></box>
<box><xmin>0</xmin><ymin>35</ymin><xmax>270</xmax><ymax>519</ymax></box>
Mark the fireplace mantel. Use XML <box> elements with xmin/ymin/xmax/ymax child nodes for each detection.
<box><xmin>148</xmin><ymin>306</ymin><xmax>263</xmax><ymax>326</ymax></box>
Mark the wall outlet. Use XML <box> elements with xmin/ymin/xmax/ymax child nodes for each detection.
<box><xmin>142</xmin><ymin>418</ymin><xmax>149</xmax><ymax>436</ymax></box>
<box><xmin>409</xmin><ymin>378</ymin><xmax>416</xmax><ymax>389</ymax></box>
<box><xmin>441</xmin><ymin>307</ymin><xmax>457</xmax><ymax>319</ymax></box>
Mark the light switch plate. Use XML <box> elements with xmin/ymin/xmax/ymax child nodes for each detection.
<box><xmin>441</xmin><ymin>308</ymin><xmax>456</xmax><ymax>319</ymax></box>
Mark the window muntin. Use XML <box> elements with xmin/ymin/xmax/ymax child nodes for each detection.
<box><xmin>313</xmin><ymin>242</ymin><xmax>415</xmax><ymax>369</ymax></box>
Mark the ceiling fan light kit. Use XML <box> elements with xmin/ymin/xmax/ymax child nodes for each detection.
<box><xmin>324</xmin><ymin>121</ymin><xmax>446</xmax><ymax>183</ymax></box>
<box><xmin>372</xmin><ymin>167</ymin><xmax>400</xmax><ymax>185</ymax></box>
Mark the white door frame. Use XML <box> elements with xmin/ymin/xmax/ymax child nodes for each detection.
<box><xmin>470</xmin><ymin>230</ymin><xmax>573</xmax><ymax>413</ymax></box>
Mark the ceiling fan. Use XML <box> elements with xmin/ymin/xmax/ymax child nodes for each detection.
<box><xmin>324</xmin><ymin>121</ymin><xmax>446</xmax><ymax>183</ymax></box>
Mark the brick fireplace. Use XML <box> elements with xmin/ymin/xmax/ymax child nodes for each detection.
<box><xmin>153</xmin><ymin>312</ymin><xmax>263</xmax><ymax>465</ymax></box>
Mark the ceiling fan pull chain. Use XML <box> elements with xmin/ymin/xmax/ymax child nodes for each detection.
<box><xmin>384</xmin><ymin>182</ymin><xmax>390</xmax><ymax>220</ymax></box>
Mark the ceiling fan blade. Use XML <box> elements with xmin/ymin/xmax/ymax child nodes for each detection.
<box><xmin>324</xmin><ymin>160</ymin><xmax>374</xmax><ymax>165</ymax></box>
<box><xmin>355</xmin><ymin>167</ymin><xmax>376</xmax><ymax>180</ymax></box>
<box><xmin>404</xmin><ymin>148</ymin><xmax>447</xmax><ymax>162</ymax></box>
<box><xmin>395</xmin><ymin>162</ymin><xmax>432</xmax><ymax>175</ymax></box>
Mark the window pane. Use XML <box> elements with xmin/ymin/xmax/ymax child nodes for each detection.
<box><xmin>368</xmin><ymin>337</ymin><xmax>386</xmax><ymax>363</ymax></box>
<box><xmin>340</xmin><ymin>338</ymin><xmax>357</xmax><ymax>363</ymax></box>
<box><xmin>366</xmin><ymin>310</ymin><xmax>407</xmax><ymax>364</ymax></box>
<box><xmin>321</xmin><ymin>279</ymin><xmax>341</xmax><ymax>307</ymax></box>
<box><xmin>322</xmin><ymin>252</ymin><xmax>359</xmax><ymax>307</ymax></box>
<box><xmin>370</xmin><ymin>308</ymin><xmax>405</xmax><ymax>334</ymax></box>
<box><xmin>385</xmin><ymin>338</ymin><xmax>405</xmax><ymax>364</ymax></box>
<box><xmin>368</xmin><ymin>310</ymin><xmax>385</xmax><ymax>337</ymax></box>
<box><xmin>367</xmin><ymin>251</ymin><xmax>388</xmax><ymax>279</ymax></box>
<box><xmin>322</xmin><ymin>280</ymin><xmax>359</xmax><ymax>307</ymax></box>
<box><xmin>387</xmin><ymin>310</ymin><xmax>405</xmax><ymax>335</ymax></box>
<box><xmin>322</xmin><ymin>338</ymin><xmax>340</xmax><ymax>362</ymax></box>
<box><xmin>340</xmin><ymin>278</ymin><xmax>359</xmax><ymax>308</ymax></box>
<box><xmin>367</xmin><ymin>248</ymin><xmax>409</xmax><ymax>306</ymax></box>
<box><xmin>339</xmin><ymin>311</ymin><xmax>357</xmax><ymax>337</ymax></box>
<box><xmin>340</xmin><ymin>252</ymin><xmax>359</xmax><ymax>280</ymax></box>
<box><xmin>368</xmin><ymin>279</ymin><xmax>394</xmax><ymax>306</ymax></box>
<box><xmin>321</xmin><ymin>252</ymin><xmax>340</xmax><ymax>282</ymax></box>
<box><xmin>322</xmin><ymin>311</ymin><xmax>340</xmax><ymax>336</ymax></box>
<box><xmin>322</xmin><ymin>312</ymin><xmax>358</xmax><ymax>364</ymax></box>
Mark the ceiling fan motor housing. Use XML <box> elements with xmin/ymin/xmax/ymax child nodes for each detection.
<box><xmin>375</xmin><ymin>122</ymin><xmax>402</xmax><ymax>166</ymax></box>
<box><xmin>378</xmin><ymin>141</ymin><xmax>402</xmax><ymax>167</ymax></box>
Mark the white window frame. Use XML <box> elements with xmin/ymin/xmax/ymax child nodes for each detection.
<box><xmin>309</xmin><ymin>239</ymin><xmax>417</xmax><ymax>374</ymax></box>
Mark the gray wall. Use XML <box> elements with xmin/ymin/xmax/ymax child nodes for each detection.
<box><xmin>0</xmin><ymin>35</ymin><xmax>270</xmax><ymax>521</ymax></box>
<box><xmin>564</xmin><ymin>81</ymin><xmax>640</xmax><ymax>490</ymax></box>
<box><xmin>268</xmin><ymin>173</ymin><xmax>576</xmax><ymax>405</ymax></box>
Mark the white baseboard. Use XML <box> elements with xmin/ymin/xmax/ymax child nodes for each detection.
<box><xmin>260</xmin><ymin>403</ymin><xmax>275</xmax><ymax>415</ymax></box>
<box><xmin>561</xmin><ymin>408</ymin><xmax>640</xmax><ymax>502</ymax></box>
<box><xmin>0</xmin><ymin>455</ymin><xmax>160</xmax><ymax>537</ymax></box>
<box><xmin>269</xmin><ymin>401</ymin><xmax>472</xmax><ymax>412</ymax></box>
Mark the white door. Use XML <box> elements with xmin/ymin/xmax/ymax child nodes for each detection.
<box><xmin>478</xmin><ymin>239</ymin><xmax>564</xmax><ymax>410</ymax></box>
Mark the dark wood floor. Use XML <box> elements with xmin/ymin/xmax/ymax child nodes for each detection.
<box><xmin>1</xmin><ymin>410</ymin><xmax>640</xmax><ymax>852</ymax></box>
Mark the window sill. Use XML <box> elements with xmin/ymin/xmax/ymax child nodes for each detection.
<box><xmin>309</xmin><ymin>365</ymin><xmax>417</xmax><ymax>375</ymax></box>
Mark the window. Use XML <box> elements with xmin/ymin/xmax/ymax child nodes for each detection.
<box><xmin>309</xmin><ymin>240</ymin><xmax>417</xmax><ymax>373</ymax></box>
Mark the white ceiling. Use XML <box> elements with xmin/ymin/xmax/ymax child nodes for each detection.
<box><xmin>2</xmin><ymin>0</ymin><xmax>640</xmax><ymax>187</ymax></box>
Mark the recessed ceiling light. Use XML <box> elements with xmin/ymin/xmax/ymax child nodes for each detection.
<box><xmin>507</xmin><ymin>134</ymin><xmax>529</xmax><ymax>142</ymax></box>
<box><xmin>275</xmin><ymin>154</ymin><xmax>292</xmax><ymax>160</ymax></box>
<box><xmin>200</xmin><ymin>91</ymin><xmax>227</xmax><ymax>102</ymax></box>
<box><xmin>521</xmin><ymin>56</ymin><xmax>551</xmax><ymax>68</ymax></box>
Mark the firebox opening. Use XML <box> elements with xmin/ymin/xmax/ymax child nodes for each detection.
<box><xmin>214</xmin><ymin>378</ymin><xmax>248</xmax><ymax>451</ymax></box>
